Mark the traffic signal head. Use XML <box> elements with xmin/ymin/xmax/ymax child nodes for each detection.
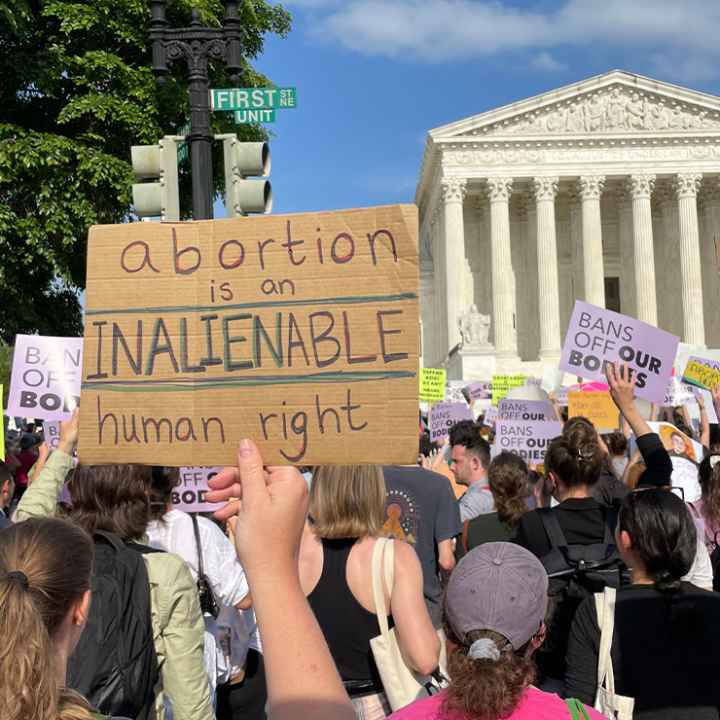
<box><xmin>130</xmin><ymin>137</ymin><xmax>180</xmax><ymax>221</ymax></box>
<box><xmin>221</xmin><ymin>135</ymin><xmax>273</xmax><ymax>216</ymax></box>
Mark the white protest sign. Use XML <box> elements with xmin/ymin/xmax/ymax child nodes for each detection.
<box><xmin>7</xmin><ymin>335</ymin><xmax>83</xmax><ymax>421</ymax></box>
<box><xmin>175</xmin><ymin>467</ymin><xmax>225</xmax><ymax>513</ymax></box>
<box><xmin>560</xmin><ymin>301</ymin><xmax>678</xmax><ymax>403</ymax></box>
<box><xmin>493</xmin><ymin>419</ymin><xmax>563</xmax><ymax>465</ymax></box>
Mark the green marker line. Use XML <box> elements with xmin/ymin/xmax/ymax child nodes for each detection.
<box><xmin>82</xmin><ymin>370</ymin><xmax>415</xmax><ymax>393</ymax></box>
<box><xmin>86</xmin><ymin>292</ymin><xmax>417</xmax><ymax>317</ymax></box>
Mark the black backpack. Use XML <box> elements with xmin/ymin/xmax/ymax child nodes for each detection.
<box><xmin>535</xmin><ymin>508</ymin><xmax>626</xmax><ymax>680</ymax></box>
<box><xmin>67</xmin><ymin>531</ymin><xmax>161</xmax><ymax>720</ymax></box>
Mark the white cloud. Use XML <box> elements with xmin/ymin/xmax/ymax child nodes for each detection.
<box><xmin>531</xmin><ymin>52</ymin><xmax>567</xmax><ymax>73</ymax></box>
<box><xmin>296</xmin><ymin>0</ymin><xmax>720</xmax><ymax>82</ymax></box>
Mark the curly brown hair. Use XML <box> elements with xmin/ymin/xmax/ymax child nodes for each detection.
<box><xmin>443</xmin><ymin>627</ymin><xmax>536</xmax><ymax>720</ymax></box>
<box><xmin>488</xmin><ymin>452</ymin><xmax>530</xmax><ymax>528</ymax></box>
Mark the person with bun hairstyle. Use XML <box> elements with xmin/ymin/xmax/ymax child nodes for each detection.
<box><xmin>566</xmin><ymin>489</ymin><xmax>720</xmax><ymax>718</ymax></box>
<box><xmin>0</xmin><ymin>516</ymin><xmax>123</xmax><ymax>720</ymax></box>
<box><xmin>388</xmin><ymin>542</ymin><xmax>604</xmax><ymax>720</ymax></box>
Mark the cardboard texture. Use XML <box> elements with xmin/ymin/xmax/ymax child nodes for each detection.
<box><xmin>419</xmin><ymin>368</ymin><xmax>446</xmax><ymax>402</ymax></box>
<box><xmin>567</xmin><ymin>391</ymin><xmax>619</xmax><ymax>431</ymax></box>
<box><xmin>78</xmin><ymin>205</ymin><xmax>419</xmax><ymax>466</ymax></box>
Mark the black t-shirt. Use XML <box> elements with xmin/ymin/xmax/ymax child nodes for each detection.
<box><xmin>513</xmin><ymin>497</ymin><xmax>616</xmax><ymax>559</ymax></box>
<box><xmin>456</xmin><ymin>512</ymin><xmax>513</xmax><ymax>561</ymax></box>
<box><xmin>566</xmin><ymin>583</ymin><xmax>720</xmax><ymax>719</ymax></box>
<box><xmin>382</xmin><ymin>466</ymin><xmax>462</xmax><ymax>606</ymax></box>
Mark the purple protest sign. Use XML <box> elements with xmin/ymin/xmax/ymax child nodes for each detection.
<box><xmin>465</xmin><ymin>381</ymin><xmax>492</xmax><ymax>401</ymax></box>
<box><xmin>560</xmin><ymin>301</ymin><xmax>678</xmax><ymax>403</ymax></box>
<box><xmin>497</xmin><ymin>399</ymin><xmax>555</xmax><ymax>422</ymax></box>
<box><xmin>7</xmin><ymin>335</ymin><xmax>83</xmax><ymax>421</ymax></box>
<box><xmin>493</xmin><ymin>419</ymin><xmax>563</xmax><ymax>465</ymax></box>
<box><xmin>429</xmin><ymin>402</ymin><xmax>473</xmax><ymax>443</ymax></box>
<box><xmin>44</xmin><ymin>421</ymin><xmax>61</xmax><ymax>451</ymax></box>
<box><xmin>175</xmin><ymin>467</ymin><xmax>225</xmax><ymax>513</ymax></box>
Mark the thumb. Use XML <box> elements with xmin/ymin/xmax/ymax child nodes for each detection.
<box><xmin>237</xmin><ymin>438</ymin><xmax>266</xmax><ymax>507</ymax></box>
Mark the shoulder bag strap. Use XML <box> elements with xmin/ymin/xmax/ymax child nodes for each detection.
<box><xmin>190</xmin><ymin>513</ymin><xmax>205</xmax><ymax>578</ymax></box>
<box><xmin>594</xmin><ymin>586</ymin><xmax>617</xmax><ymax>697</ymax></box>
<box><xmin>538</xmin><ymin>507</ymin><xmax>569</xmax><ymax>548</ymax></box>
<box><xmin>565</xmin><ymin>698</ymin><xmax>590</xmax><ymax>720</ymax></box>
<box><xmin>371</xmin><ymin>538</ymin><xmax>392</xmax><ymax>639</ymax></box>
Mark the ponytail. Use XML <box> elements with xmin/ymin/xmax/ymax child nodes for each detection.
<box><xmin>0</xmin><ymin>518</ymin><xmax>94</xmax><ymax>720</ymax></box>
<box><xmin>546</xmin><ymin>435</ymin><xmax>603</xmax><ymax>489</ymax></box>
<box><xmin>619</xmin><ymin>490</ymin><xmax>696</xmax><ymax>594</ymax></box>
<box><xmin>442</xmin><ymin>627</ymin><xmax>535</xmax><ymax>719</ymax></box>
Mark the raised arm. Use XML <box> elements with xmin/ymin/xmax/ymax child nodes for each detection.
<box><xmin>207</xmin><ymin>441</ymin><xmax>354</xmax><ymax>720</ymax></box>
<box><xmin>696</xmin><ymin>392</ymin><xmax>711</xmax><ymax>450</ymax></box>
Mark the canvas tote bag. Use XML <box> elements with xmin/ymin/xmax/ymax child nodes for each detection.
<box><xmin>594</xmin><ymin>587</ymin><xmax>634</xmax><ymax>719</ymax></box>
<box><xmin>369</xmin><ymin>537</ymin><xmax>447</xmax><ymax>711</ymax></box>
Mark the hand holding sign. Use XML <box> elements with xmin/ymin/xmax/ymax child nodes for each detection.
<box><xmin>207</xmin><ymin>439</ymin><xmax>308</xmax><ymax>578</ymax></box>
<box><xmin>605</xmin><ymin>363</ymin><xmax>652</xmax><ymax>442</ymax></box>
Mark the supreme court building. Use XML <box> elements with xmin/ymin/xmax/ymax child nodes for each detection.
<box><xmin>417</xmin><ymin>70</ymin><xmax>720</xmax><ymax>379</ymax></box>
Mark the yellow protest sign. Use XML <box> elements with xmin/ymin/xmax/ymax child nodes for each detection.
<box><xmin>491</xmin><ymin>374</ymin><xmax>526</xmax><ymax>405</ymax></box>
<box><xmin>78</xmin><ymin>205</ymin><xmax>419</xmax><ymax>466</ymax></box>
<box><xmin>568</xmin><ymin>391</ymin><xmax>620</xmax><ymax>431</ymax></box>
<box><xmin>682</xmin><ymin>358</ymin><xmax>720</xmax><ymax>391</ymax></box>
<box><xmin>419</xmin><ymin>367</ymin><xmax>446</xmax><ymax>402</ymax></box>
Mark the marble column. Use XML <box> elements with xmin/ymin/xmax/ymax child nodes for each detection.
<box><xmin>486</xmin><ymin>177</ymin><xmax>518</xmax><ymax>358</ymax></box>
<box><xmin>616</xmin><ymin>188</ymin><xmax>635</xmax><ymax>317</ymax></box>
<box><xmin>568</xmin><ymin>191</ymin><xmax>583</xmax><ymax>300</ymax></box>
<box><xmin>533</xmin><ymin>176</ymin><xmax>561</xmax><ymax>359</ymax></box>
<box><xmin>700</xmin><ymin>181</ymin><xmax>720</xmax><ymax>347</ymax></box>
<box><xmin>578</xmin><ymin>175</ymin><xmax>606</xmax><ymax>308</ymax></box>
<box><xmin>430</xmin><ymin>205</ymin><xmax>443</xmax><ymax>365</ymax></box>
<box><xmin>675</xmin><ymin>173</ymin><xmax>705</xmax><ymax>346</ymax></box>
<box><xmin>441</xmin><ymin>178</ymin><xmax>467</xmax><ymax>352</ymax></box>
<box><xmin>629</xmin><ymin>174</ymin><xmax>658</xmax><ymax>326</ymax></box>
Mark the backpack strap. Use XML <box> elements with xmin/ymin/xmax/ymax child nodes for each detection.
<box><xmin>93</xmin><ymin>529</ymin><xmax>124</xmax><ymax>550</ymax></box>
<box><xmin>538</xmin><ymin>508</ymin><xmax>569</xmax><ymax>549</ymax></box>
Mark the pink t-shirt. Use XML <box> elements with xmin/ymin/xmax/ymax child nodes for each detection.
<box><xmin>388</xmin><ymin>687</ymin><xmax>606</xmax><ymax>720</ymax></box>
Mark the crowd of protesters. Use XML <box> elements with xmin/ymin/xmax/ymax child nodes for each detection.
<box><xmin>2</xmin><ymin>361</ymin><xmax>720</xmax><ymax>719</ymax></box>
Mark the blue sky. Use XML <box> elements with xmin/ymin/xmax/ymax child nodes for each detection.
<box><xmin>216</xmin><ymin>0</ymin><xmax>720</xmax><ymax>217</ymax></box>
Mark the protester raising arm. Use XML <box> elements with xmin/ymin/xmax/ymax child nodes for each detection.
<box><xmin>696</xmin><ymin>391</ymin><xmax>711</xmax><ymax>450</ymax></box>
<box><xmin>605</xmin><ymin>363</ymin><xmax>672</xmax><ymax>488</ymax></box>
<box><xmin>207</xmin><ymin>440</ymin><xmax>355</xmax><ymax>720</ymax></box>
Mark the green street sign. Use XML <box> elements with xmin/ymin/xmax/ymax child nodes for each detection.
<box><xmin>234</xmin><ymin>109</ymin><xmax>276</xmax><ymax>124</ymax></box>
<box><xmin>211</xmin><ymin>87</ymin><xmax>297</xmax><ymax>112</ymax></box>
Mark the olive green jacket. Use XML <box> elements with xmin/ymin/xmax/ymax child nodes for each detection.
<box><xmin>16</xmin><ymin>451</ymin><xmax>214</xmax><ymax>720</ymax></box>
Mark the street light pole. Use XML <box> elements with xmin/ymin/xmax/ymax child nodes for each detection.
<box><xmin>149</xmin><ymin>1</ymin><xmax>243</xmax><ymax>220</ymax></box>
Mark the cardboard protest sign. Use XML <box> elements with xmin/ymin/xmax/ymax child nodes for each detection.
<box><xmin>682</xmin><ymin>356</ymin><xmax>720</xmax><ymax>391</ymax></box>
<box><xmin>174</xmin><ymin>467</ymin><xmax>225</xmax><ymax>513</ymax></box>
<box><xmin>567</xmin><ymin>391</ymin><xmax>619</xmax><ymax>431</ymax></box>
<box><xmin>497</xmin><ymin>399</ymin><xmax>555</xmax><ymax>422</ymax></box>
<box><xmin>648</xmin><ymin>422</ymin><xmax>702</xmax><ymax>502</ymax></box>
<box><xmin>493</xmin><ymin>419</ymin><xmax>563</xmax><ymax>464</ymax></box>
<box><xmin>7</xmin><ymin>336</ymin><xmax>83</xmax><ymax>421</ymax></box>
<box><xmin>560</xmin><ymin>301</ymin><xmax>678</xmax><ymax>403</ymax></box>
<box><xmin>78</xmin><ymin>205</ymin><xmax>419</xmax><ymax>466</ymax></box>
<box><xmin>420</xmin><ymin>368</ymin><xmax>446</xmax><ymax>402</ymax></box>
<box><xmin>429</xmin><ymin>401</ymin><xmax>473</xmax><ymax>442</ymax></box>
<box><xmin>465</xmin><ymin>381</ymin><xmax>492</xmax><ymax>401</ymax></box>
<box><xmin>491</xmin><ymin>374</ymin><xmax>526</xmax><ymax>405</ymax></box>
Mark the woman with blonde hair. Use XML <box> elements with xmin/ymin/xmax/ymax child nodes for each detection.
<box><xmin>0</xmin><ymin>516</ymin><xmax>119</xmax><ymax>720</ymax></box>
<box><xmin>299</xmin><ymin>464</ymin><xmax>440</xmax><ymax>719</ymax></box>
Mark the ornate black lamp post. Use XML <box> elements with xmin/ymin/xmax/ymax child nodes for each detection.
<box><xmin>149</xmin><ymin>1</ymin><xmax>243</xmax><ymax>219</ymax></box>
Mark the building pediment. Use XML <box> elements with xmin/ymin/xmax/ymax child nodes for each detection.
<box><xmin>431</xmin><ymin>70</ymin><xmax>720</xmax><ymax>140</ymax></box>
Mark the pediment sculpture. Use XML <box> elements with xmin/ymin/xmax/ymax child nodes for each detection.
<box><xmin>480</xmin><ymin>85</ymin><xmax>720</xmax><ymax>136</ymax></box>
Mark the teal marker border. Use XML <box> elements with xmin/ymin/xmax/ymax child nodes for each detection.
<box><xmin>83</xmin><ymin>370</ymin><xmax>415</xmax><ymax>393</ymax></box>
<box><xmin>86</xmin><ymin>292</ymin><xmax>417</xmax><ymax>317</ymax></box>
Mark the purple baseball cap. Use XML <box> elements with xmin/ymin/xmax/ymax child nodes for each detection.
<box><xmin>445</xmin><ymin>542</ymin><xmax>548</xmax><ymax>650</ymax></box>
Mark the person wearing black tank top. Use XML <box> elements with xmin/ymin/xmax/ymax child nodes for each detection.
<box><xmin>300</xmin><ymin>465</ymin><xmax>440</xmax><ymax>720</ymax></box>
